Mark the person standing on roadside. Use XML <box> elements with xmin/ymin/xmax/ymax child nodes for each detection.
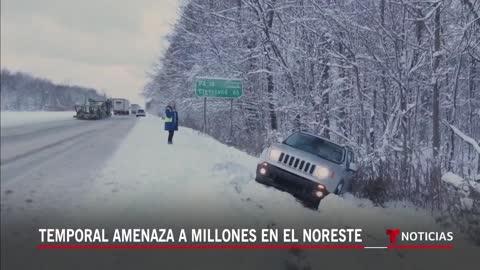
<box><xmin>164</xmin><ymin>101</ymin><xmax>178</xmax><ymax>144</ymax></box>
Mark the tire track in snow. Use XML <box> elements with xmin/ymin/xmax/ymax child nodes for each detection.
<box><xmin>1</xmin><ymin>128</ymin><xmax>98</xmax><ymax>165</ymax></box>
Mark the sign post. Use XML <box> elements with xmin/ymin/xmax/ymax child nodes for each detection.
<box><xmin>203</xmin><ymin>97</ymin><xmax>207</xmax><ymax>134</ymax></box>
<box><xmin>195</xmin><ymin>77</ymin><xmax>243</xmax><ymax>138</ymax></box>
<box><xmin>230</xmin><ymin>99</ymin><xmax>233</xmax><ymax>140</ymax></box>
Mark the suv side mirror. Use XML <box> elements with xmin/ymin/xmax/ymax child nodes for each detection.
<box><xmin>347</xmin><ymin>162</ymin><xmax>358</xmax><ymax>172</ymax></box>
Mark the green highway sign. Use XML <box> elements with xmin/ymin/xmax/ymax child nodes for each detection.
<box><xmin>195</xmin><ymin>77</ymin><xmax>243</xmax><ymax>98</ymax></box>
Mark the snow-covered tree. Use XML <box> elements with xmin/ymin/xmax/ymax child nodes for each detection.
<box><xmin>144</xmin><ymin>0</ymin><xmax>480</xmax><ymax>239</ymax></box>
<box><xmin>1</xmin><ymin>69</ymin><xmax>105</xmax><ymax>111</ymax></box>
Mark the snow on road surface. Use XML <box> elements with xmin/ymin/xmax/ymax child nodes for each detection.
<box><xmin>0</xmin><ymin>111</ymin><xmax>76</xmax><ymax>128</ymax></box>
<box><xmin>74</xmin><ymin>115</ymin><xmax>476</xmax><ymax>269</ymax></box>
<box><xmin>1</xmin><ymin>114</ymin><xmax>138</xmax><ymax>270</ymax></box>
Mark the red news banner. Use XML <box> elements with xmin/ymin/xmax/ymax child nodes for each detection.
<box><xmin>37</xmin><ymin>228</ymin><xmax>454</xmax><ymax>249</ymax></box>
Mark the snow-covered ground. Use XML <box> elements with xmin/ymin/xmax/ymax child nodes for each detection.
<box><xmin>75</xmin><ymin>115</ymin><xmax>475</xmax><ymax>269</ymax></box>
<box><xmin>81</xmin><ymin>116</ymin><xmax>437</xmax><ymax>226</ymax></box>
<box><xmin>1</xmin><ymin>113</ymin><xmax>476</xmax><ymax>269</ymax></box>
<box><xmin>84</xmin><ymin>116</ymin><xmax>439</xmax><ymax>231</ymax></box>
<box><xmin>0</xmin><ymin>111</ymin><xmax>75</xmax><ymax>127</ymax></box>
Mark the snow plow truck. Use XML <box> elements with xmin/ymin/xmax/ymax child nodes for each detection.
<box><xmin>74</xmin><ymin>98</ymin><xmax>112</xmax><ymax>120</ymax></box>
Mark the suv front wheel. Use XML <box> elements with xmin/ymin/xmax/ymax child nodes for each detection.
<box><xmin>334</xmin><ymin>180</ymin><xmax>344</xmax><ymax>195</ymax></box>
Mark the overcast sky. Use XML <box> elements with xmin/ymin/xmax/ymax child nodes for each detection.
<box><xmin>1</xmin><ymin>0</ymin><xmax>181</xmax><ymax>105</ymax></box>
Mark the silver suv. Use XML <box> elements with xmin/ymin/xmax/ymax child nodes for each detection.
<box><xmin>255</xmin><ymin>131</ymin><xmax>357</xmax><ymax>208</ymax></box>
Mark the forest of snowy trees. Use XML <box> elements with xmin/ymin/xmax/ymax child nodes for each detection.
<box><xmin>1</xmin><ymin>69</ymin><xmax>105</xmax><ymax>111</ymax></box>
<box><xmin>144</xmin><ymin>1</ymin><xmax>480</xmax><ymax>240</ymax></box>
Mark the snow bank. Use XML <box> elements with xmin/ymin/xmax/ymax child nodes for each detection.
<box><xmin>77</xmin><ymin>116</ymin><xmax>474</xmax><ymax>269</ymax></box>
<box><xmin>442</xmin><ymin>172</ymin><xmax>465</xmax><ymax>189</ymax></box>
<box><xmin>82</xmin><ymin>116</ymin><xmax>465</xmax><ymax>233</ymax></box>
<box><xmin>460</xmin><ymin>197</ymin><xmax>474</xmax><ymax>211</ymax></box>
<box><xmin>442</xmin><ymin>172</ymin><xmax>480</xmax><ymax>193</ymax></box>
<box><xmin>0</xmin><ymin>111</ymin><xmax>75</xmax><ymax>127</ymax></box>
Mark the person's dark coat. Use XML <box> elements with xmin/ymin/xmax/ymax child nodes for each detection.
<box><xmin>164</xmin><ymin>105</ymin><xmax>178</xmax><ymax>131</ymax></box>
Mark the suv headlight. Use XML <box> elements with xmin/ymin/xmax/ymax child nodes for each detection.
<box><xmin>313</xmin><ymin>166</ymin><xmax>330</xmax><ymax>180</ymax></box>
<box><xmin>269</xmin><ymin>148</ymin><xmax>282</xmax><ymax>161</ymax></box>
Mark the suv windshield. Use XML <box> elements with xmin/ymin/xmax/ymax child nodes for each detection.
<box><xmin>283</xmin><ymin>132</ymin><xmax>345</xmax><ymax>164</ymax></box>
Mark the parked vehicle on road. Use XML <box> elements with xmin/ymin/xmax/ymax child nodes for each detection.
<box><xmin>255</xmin><ymin>131</ymin><xmax>357</xmax><ymax>209</ymax></box>
<box><xmin>112</xmin><ymin>98</ymin><xmax>130</xmax><ymax>115</ymax></box>
<box><xmin>131</xmin><ymin>104</ymin><xmax>141</xmax><ymax>115</ymax></box>
<box><xmin>136</xmin><ymin>109</ymin><xmax>146</xmax><ymax>117</ymax></box>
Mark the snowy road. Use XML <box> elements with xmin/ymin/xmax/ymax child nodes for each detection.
<box><xmin>1</xmin><ymin>113</ymin><xmax>477</xmax><ymax>269</ymax></box>
<box><xmin>1</xmin><ymin>114</ymin><xmax>137</xmax><ymax>261</ymax></box>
